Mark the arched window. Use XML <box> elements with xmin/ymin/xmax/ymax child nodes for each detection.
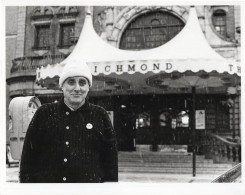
<box><xmin>120</xmin><ymin>11</ymin><xmax>185</xmax><ymax>50</ymax></box>
<box><xmin>212</xmin><ymin>9</ymin><xmax>227</xmax><ymax>37</ymax></box>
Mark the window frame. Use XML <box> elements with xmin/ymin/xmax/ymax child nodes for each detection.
<box><xmin>212</xmin><ymin>9</ymin><xmax>227</xmax><ymax>37</ymax></box>
<box><xmin>33</xmin><ymin>24</ymin><xmax>51</xmax><ymax>50</ymax></box>
<box><xmin>58</xmin><ymin>22</ymin><xmax>76</xmax><ymax>48</ymax></box>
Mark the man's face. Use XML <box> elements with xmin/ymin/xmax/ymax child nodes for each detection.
<box><xmin>62</xmin><ymin>76</ymin><xmax>89</xmax><ymax>106</ymax></box>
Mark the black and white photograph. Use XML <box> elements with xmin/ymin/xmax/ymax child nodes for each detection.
<box><xmin>1</xmin><ymin>0</ymin><xmax>244</xmax><ymax>195</ymax></box>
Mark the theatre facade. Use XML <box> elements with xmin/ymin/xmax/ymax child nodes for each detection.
<box><xmin>6</xmin><ymin>6</ymin><xmax>241</xmax><ymax>152</ymax></box>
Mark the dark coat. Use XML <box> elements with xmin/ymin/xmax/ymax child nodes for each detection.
<box><xmin>19</xmin><ymin>99</ymin><xmax>118</xmax><ymax>183</ymax></box>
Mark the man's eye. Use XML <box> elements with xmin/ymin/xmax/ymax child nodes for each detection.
<box><xmin>79</xmin><ymin>80</ymin><xmax>86</xmax><ymax>86</ymax></box>
<box><xmin>68</xmin><ymin>80</ymin><xmax>75</xmax><ymax>85</ymax></box>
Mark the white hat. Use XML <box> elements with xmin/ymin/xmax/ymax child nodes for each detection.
<box><xmin>59</xmin><ymin>62</ymin><xmax>92</xmax><ymax>88</ymax></box>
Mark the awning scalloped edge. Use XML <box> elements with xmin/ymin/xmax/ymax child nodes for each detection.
<box><xmin>36</xmin><ymin>59</ymin><xmax>241</xmax><ymax>83</ymax></box>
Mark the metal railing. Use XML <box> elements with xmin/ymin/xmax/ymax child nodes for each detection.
<box><xmin>200</xmin><ymin>132</ymin><xmax>241</xmax><ymax>164</ymax></box>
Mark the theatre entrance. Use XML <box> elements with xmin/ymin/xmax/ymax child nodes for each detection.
<box><xmin>113</xmin><ymin>95</ymin><xmax>191</xmax><ymax>151</ymax></box>
<box><xmin>90</xmin><ymin>94</ymin><xmax>229</xmax><ymax>152</ymax></box>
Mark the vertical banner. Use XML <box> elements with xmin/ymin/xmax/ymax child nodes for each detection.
<box><xmin>107</xmin><ymin>111</ymin><xmax>114</xmax><ymax>127</ymax></box>
<box><xmin>195</xmin><ymin>110</ymin><xmax>205</xmax><ymax>129</ymax></box>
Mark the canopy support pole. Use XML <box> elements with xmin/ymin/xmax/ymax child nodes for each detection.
<box><xmin>192</xmin><ymin>86</ymin><xmax>196</xmax><ymax>177</ymax></box>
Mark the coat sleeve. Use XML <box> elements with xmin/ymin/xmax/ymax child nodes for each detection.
<box><xmin>100</xmin><ymin>109</ymin><xmax>118</xmax><ymax>182</ymax></box>
<box><xmin>19</xmin><ymin>106</ymin><xmax>45</xmax><ymax>183</ymax></box>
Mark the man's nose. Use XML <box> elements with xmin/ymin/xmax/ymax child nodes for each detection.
<box><xmin>74</xmin><ymin>82</ymin><xmax>81</xmax><ymax>90</ymax></box>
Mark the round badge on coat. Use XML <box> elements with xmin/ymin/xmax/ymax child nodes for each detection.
<box><xmin>86</xmin><ymin>123</ymin><xmax>93</xmax><ymax>129</ymax></box>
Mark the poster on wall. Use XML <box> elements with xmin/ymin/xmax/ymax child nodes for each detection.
<box><xmin>195</xmin><ymin>110</ymin><xmax>205</xmax><ymax>129</ymax></box>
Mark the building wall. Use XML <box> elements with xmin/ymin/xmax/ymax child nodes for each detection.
<box><xmin>203</xmin><ymin>6</ymin><xmax>240</xmax><ymax>62</ymax></box>
<box><xmin>5</xmin><ymin>6</ymin><xmax>19</xmax><ymax>143</ymax></box>
<box><xmin>24</xmin><ymin>6</ymin><xmax>86</xmax><ymax>56</ymax></box>
<box><xmin>93</xmin><ymin>6</ymin><xmax>240</xmax><ymax>59</ymax></box>
<box><xmin>6</xmin><ymin>5</ymin><xmax>241</xmax><ymax>97</ymax></box>
<box><xmin>7</xmin><ymin>6</ymin><xmax>241</xmax><ymax>71</ymax></box>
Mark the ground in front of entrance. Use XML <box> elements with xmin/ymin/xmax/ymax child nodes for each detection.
<box><xmin>6</xmin><ymin>165</ymin><xmax>219</xmax><ymax>183</ymax></box>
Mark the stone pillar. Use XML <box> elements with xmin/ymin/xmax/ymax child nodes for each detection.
<box><xmin>105</xmin><ymin>7</ymin><xmax>114</xmax><ymax>36</ymax></box>
<box><xmin>235</xmin><ymin>96</ymin><xmax>240</xmax><ymax>138</ymax></box>
<box><xmin>196</xmin><ymin>6</ymin><xmax>206</xmax><ymax>34</ymax></box>
<box><xmin>150</xmin><ymin>110</ymin><xmax>160</xmax><ymax>152</ymax></box>
<box><xmin>16</xmin><ymin>7</ymin><xmax>27</xmax><ymax>58</ymax></box>
<box><xmin>234</xmin><ymin>5</ymin><xmax>240</xmax><ymax>43</ymax></box>
<box><xmin>229</xmin><ymin>95</ymin><xmax>240</xmax><ymax>139</ymax></box>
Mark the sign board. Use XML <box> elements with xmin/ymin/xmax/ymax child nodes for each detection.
<box><xmin>196</xmin><ymin>110</ymin><xmax>205</xmax><ymax>129</ymax></box>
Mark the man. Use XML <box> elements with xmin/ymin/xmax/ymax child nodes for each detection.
<box><xmin>19</xmin><ymin>63</ymin><xmax>118</xmax><ymax>183</ymax></box>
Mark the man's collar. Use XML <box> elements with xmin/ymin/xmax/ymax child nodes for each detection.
<box><xmin>59</xmin><ymin>97</ymin><xmax>90</xmax><ymax>112</ymax></box>
<box><xmin>64</xmin><ymin>101</ymin><xmax>76</xmax><ymax>111</ymax></box>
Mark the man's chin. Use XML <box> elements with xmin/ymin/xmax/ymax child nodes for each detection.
<box><xmin>71</xmin><ymin>99</ymin><xmax>82</xmax><ymax>102</ymax></box>
<box><xmin>70</xmin><ymin>98</ymin><xmax>84</xmax><ymax>104</ymax></box>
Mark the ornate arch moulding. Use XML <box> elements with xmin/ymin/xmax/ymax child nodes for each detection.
<box><xmin>56</xmin><ymin>6</ymin><xmax>79</xmax><ymax>19</ymax></box>
<box><xmin>31</xmin><ymin>7</ymin><xmax>54</xmax><ymax>27</ymax></box>
<box><xmin>31</xmin><ymin>6</ymin><xmax>54</xmax><ymax>21</ymax></box>
<box><xmin>108</xmin><ymin>6</ymin><xmax>189</xmax><ymax>48</ymax></box>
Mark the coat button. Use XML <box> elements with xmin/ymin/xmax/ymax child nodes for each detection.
<box><xmin>66</xmin><ymin>112</ymin><xmax>69</xmax><ymax>115</ymax></box>
<box><xmin>86</xmin><ymin>123</ymin><xmax>93</xmax><ymax>129</ymax></box>
<box><xmin>63</xmin><ymin>177</ymin><xmax>66</xmax><ymax>181</ymax></box>
<box><xmin>66</xmin><ymin>126</ymin><xmax>69</xmax><ymax>130</ymax></box>
<box><xmin>64</xmin><ymin>158</ymin><xmax>67</xmax><ymax>162</ymax></box>
<box><xmin>65</xmin><ymin>141</ymin><xmax>69</xmax><ymax>146</ymax></box>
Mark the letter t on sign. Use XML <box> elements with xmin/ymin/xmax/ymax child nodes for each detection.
<box><xmin>229</xmin><ymin>64</ymin><xmax>233</xmax><ymax>72</ymax></box>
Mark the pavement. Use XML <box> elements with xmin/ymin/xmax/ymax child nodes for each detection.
<box><xmin>6</xmin><ymin>164</ymin><xmax>220</xmax><ymax>183</ymax></box>
<box><xmin>6</xmin><ymin>164</ymin><xmax>19</xmax><ymax>183</ymax></box>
